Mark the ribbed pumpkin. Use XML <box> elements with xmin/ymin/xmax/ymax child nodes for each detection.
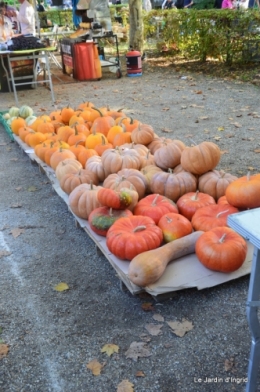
<box><xmin>60</xmin><ymin>169</ymin><xmax>99</xmax><ymax>194</ymax></box>
<box><xmin>133</xmin><ymin>194</ymin><xmax>178</xmax><ymax>224</ymax></box>
<box><xmin>154</xmin><ymin>140</ymin><xmax>186</xmax><ymax>170</ymax></box>
<box><xmin>225</xmin><ymin>172</ymin><xmax>260</xmax><ymax>209</ymax></box>
<box><xmin>101</xmin><ymin>148</ymin><xmax>141</xmax><ymax>177</ymax></box>
<box><xmin>106</xmin><ymin>215</ymin><xmax>163</xmax><ymax>260</ymax></box>
<box><xmin>49</xmin><ymin>148</ymin><xmax>76</xmax><ymax>170</ymax></box>
<box><xmin>103</xmin><ymin>168</ymin><xmax>147</xmax><ymax>199</ymax></box>
<box><xmin>158</xmin><ymin>213</ymin><xmax>193</xmax><ymax>243</ymax></box>
<box><xmin>191</xmin><ymin>204</ymin><xmax>239</xmax><ymax>232</ymax></box>
<box><xmin>150</xmin><ymin>170</ymin><xmax>197</xmax><ymax>202</ymax></box>
<box><xmin>55</xmin><ymin>159</ymin><xmax>82</xmax><ymax>182</ymax></box>
<box><xmin>85</xmin><ymin>156</ymin><xmax>106</xmax><ymax>183</ymax></box>
<box><xmin>181</xmin><ymin>141</ymin><xmax>221</xmax><ymax>175</ymax></box>
<box><xmin>147</xmin><ymin>137</ymin><xmax>174</xmax><ymax>154</ymax></box>
<box><xmin>131</xmin><ymin>123</ymin><xmax>155</xmax><ymax>145</ymax></box>
<box><xmin>176</xmin><ymin>191</ymin><xmax>216</xmax><ymax>221</ymax></box>
<box><xmin>198</xmin><ymin>170</ymin><xmax>238</xmax><ymax>201</ymax></box>
<box><xmin>89</xmin><ymin>207</ymin><xmax>133</xmax><ymax>237</ymax></box>
<box><xmin>68</xmin><ymin>183</ymin><xmax>103</xmax><ymax>220</ymax></box>
<box><xmin>11</xmin><ymin>117</ymin><xmax>26</xmax><ymax>135</ymax></box>
<box><xmin>119</xmin><ymin>143</ymin><xmax>149</xmax><ymax>156</ymax></box>
<box><xmin>195</xmin><ymin>227</ymin><xmax>247</xmax><ymax>273</ymax></box>
<box><xmin>141</xmin><ymin>165</ymin><xmax>163</xmax><ymax>194</ymax></box>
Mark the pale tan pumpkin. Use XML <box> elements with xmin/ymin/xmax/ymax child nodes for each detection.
<box><xmin>154</xmin><ymin>140</ymin><xmax>186</xmax><ymax>170</ymax></box>
<box><xmin>119</xmin><ymin>143</ymin><xmax>149</xmax><ymax>156</ymax></box>
<box><xmin>181</xmin><ymin>141</ymin><xmax>221</xmax><ymax>175</ymax></box>
<box><xmin>150</xmin><ymin>170</ymin><xmax>197</xmax><ymax>202</ymax></box>
<box><xmin>147</xmin><ymin>137</ymin><xmax>174</xmax><ymax>154</ymax></box>
<box><xmin>60</xmin><ymin>169</ymin><xmax>99</xmax><ymax>194</ymax></box>
<box><xmin>141</xmin><ymin>165</ymin><xmax>163</xmax><ymax>194</ymax></box>
<box><xmin>101</xmin><ymin>147</ymin><xmax>141</xmax><ymax>177</ymax></box>
<box><xmin>139</xmin><ymin>151</ymin><xmax>155</xmax><ymax>169</ymax></box>
<box><xmin>68</xmin><ymin>183</ymin><xmax>103</xmax><ymax>220</ymax></box>
<box><xmin>198</xmin><ymin>170</ymin><xmax>238</xmax><ymax>201</ymax></box>
<box><xmin>55</xmin><ymin>159</ymin><xmax>83</xmax><ymax>182</ymax></box>
<box><xmin>103</xmin><ymin>168</ymin><xmax>148</xmax><ymax>199</ymax></box>
<box><xmin>85</xmin><ymin>155</ymin><xmax>106</xmax><ymax>183</ymax></box>
<box><xmin>130</xmin><ymin>123</ymin><xmax>155</xmax><ymax>145</ymax></box>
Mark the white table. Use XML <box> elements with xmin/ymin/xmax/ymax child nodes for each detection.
<box><xmin>228</xmin><ymin>209</ymin><xmax>260</xmax><ymax>392</ymax></box>
<box><xmin>0</xmin><ymin>48</ymin><xmax>56</xmax><ymax>106</ymax></box>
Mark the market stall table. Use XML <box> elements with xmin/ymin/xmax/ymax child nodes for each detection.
<box><xmin>0</xmin><ymin>47</ymin><xmax>56</xmax><ymax>106</ymax></box>
<box><xmin>228</xmin><ymin>210</ymin><xmax>260</xmax><ymax>392</ymax></box>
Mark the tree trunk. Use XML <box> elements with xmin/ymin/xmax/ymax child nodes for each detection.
<box><xmin>129</xmin><ymin>0</ymin><xmax>143</xmax><ymax>53</ymax></box>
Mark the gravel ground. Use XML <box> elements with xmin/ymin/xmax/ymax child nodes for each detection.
<box><xmin>1</xmin><ymin>62</ymin><xmax>260</xmax><ymax>392</ymax></box>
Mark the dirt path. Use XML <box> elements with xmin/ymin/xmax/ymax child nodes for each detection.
<box><xmin>0</xmin><ymin>64</ymin><xmax>260</xmax><ymax>391</ymax></box>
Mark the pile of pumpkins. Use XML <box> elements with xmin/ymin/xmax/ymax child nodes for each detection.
<box><xmin>8</xmin><ymin>103</ymin><xmax>260</xmax><ymax>287</ymax></box>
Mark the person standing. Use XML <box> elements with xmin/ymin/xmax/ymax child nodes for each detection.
<box><xmin>163</xmin><ymin>0</ymin><xmax>175</xmax><ymax>8</ymax></box>
<box><xmin>16</xmin><ymin>0</ymin><xmax>35</xmax><ymax>35</ymax></box>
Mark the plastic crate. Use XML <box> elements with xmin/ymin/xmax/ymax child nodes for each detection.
<box><xmin>0</xmin><ymin>111</ymin><xmax>15</xmax><ymax>141</ymax></box>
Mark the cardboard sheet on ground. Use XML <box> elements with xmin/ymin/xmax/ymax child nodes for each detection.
<box><xmin>8</xmin><ymin>132</ymin><xmax>255</xmax><ymax>297</ymax></box>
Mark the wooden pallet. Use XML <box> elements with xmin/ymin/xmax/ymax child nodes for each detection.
<box><xmin>10</xmin><ymin>133</ymin><xmax>254</xmax><ymax>300</ymax></box>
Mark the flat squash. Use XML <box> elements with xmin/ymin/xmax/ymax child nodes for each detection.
<box><xmin>128</xmin><ymin>231</ymin><xmax>204</xmax><ymax>287</ymax></box>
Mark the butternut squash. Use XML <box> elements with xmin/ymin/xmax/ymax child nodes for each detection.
<box><xmin>128</xmin><ymin>231</ymin><xmax>204</xmax><ymax>287</ymax></box>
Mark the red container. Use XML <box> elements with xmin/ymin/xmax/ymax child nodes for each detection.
<box><xmin>73</xmin><ymin>42</ymin><xmax>102</xmax><ymax>81</ymax></box>
<box><xmin>126</xmin><ymin>49</ymin><xmax>142</xmax><ymax>77</ymax></box>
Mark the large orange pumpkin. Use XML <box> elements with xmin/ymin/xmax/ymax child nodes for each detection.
<box><xmin>195</xmin><ymin>227</ymin><xmax>247</xmax><ymax>272</ymax></box>
<box><xmin>181</xmin><ymin>141</ymin><xmax>221</xmax><ymax>175</ymax></box>
<box><xmin>133</xmin><ymin>194</ymin><xmax>178</xmax><ymax>224</ymax></box>
<box><xmin>225</xmin><ymin>172</ymin><xmax>260</xmax><ymax>209</ymax></box>
<box><xmin>191</xmin><ymin>204</ymin><xmax>239</xmax><ymax>232</ymax></box>
<box><xmin>106</xmin><ymin>215</ymin><xmax>163</xmax><ymax>260</ymax></box>
<box><xmin>176</xmin><ymin>191</ymin><xmax>216</xmax><ymax>221</ymax></box>
<box><xmin>158</xmin><ymin>213</ymin><xmax>193</xmax><ymax>243</ymax></box>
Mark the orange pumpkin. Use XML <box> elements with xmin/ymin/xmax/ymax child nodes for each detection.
<box><xmin>77</xmin><ymin>148</ymin><xmax>98</xmax><ymax>167</ymax></box>
<box><xmin>11</xmin><ymin>117</ymin><xmax>26</xmax><ymax>135</ymax></box>
<box><xmin>60</xmin><ymin>169</ymin><xmax>99</xmax><ymax>194</ymax></box>
<box><xmin>225</xmin><ymin>172</ymin><xmax>260</xmax><ymax>209</ymax></box>
<box><xmin>195</xmin><ymin>227</ymin><xmax>247</xmax><ymax>272</ymax></box>
<box><xmin>158</xmin><ymin>213</ymin><xmax>193</xmax><ymax>243</ymax></box>
<box><xmin>181</xmin><ymin>141</ymin><xmax>221</xmax><ymax>175</ymax></box>
<box><xmin>176</xmin><ymin>191</ymin><xmax>216</xmax><ymax>221</ymax></box>
<box><xmin>133</xmin><ymin>194</ymin><xmax>178</xmax><ymax>224</ymax></box>
<box><xmin>103</xmin><ymin>168</ymin><xmax>147</xmax><ymax>199</ymax></box>
<box><xmin>60</xmin><ymin>106</ymin><xmax>75</xmax><ymax>124</ymax></box>
<box><xmin>131</xmin><ymin>123</ymin><xmax>155</xmax><ymax>145</ymax></box>
<box><xmin>49</xmin><ymin>148</ymin><xmax>76</xmax><ymax>170</ymax></box>
<box><xmin>191</xmin><ymin>204</ymin><xmax>239</xmax><ymax>232</ymax></box>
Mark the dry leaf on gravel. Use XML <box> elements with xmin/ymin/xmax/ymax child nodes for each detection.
<box><xmin>213</xmin><ymin>136</ymin><xmax>221</xmax><ymax>141</ymax></box>
<box><xmin>136</xmin><ymin>371</ymin><xmax>145</xmax><ymax>377</ymax></box>
<box><xmin>10</xmin><ymin>228</ymin><xmax>25</xmax><ymax>238</ymax></box>
<box><xmin>141</xmin><ymin>302</ymin><xmax>154</xmax><ymax>311</ymax></box>
<box><xmin>10</xmin><ymin>204</ymin><xmax>22</xmax><ymax>208</ymax></box>
<box><xmin>224</xmin><ymin>358</ymin><xmax>235</xmax><ymax>371</ymax></box>
<box><xmin>101</xmin><ymin>343</ymin><xmax>119</xmax><ymax>357</ymax></box>
<box><xmin>145</xmin><ymin>324</ymin><xmax>163</xmax><ymax>336</ymax></box>
<box><xmin>220</xmin><ymin>150</ymin><xmax>229</xmax><ymax>155</ymax></box>
<box><xmin>125</xmin><ymin>342</ymin><xmax>152</xmax><ymax>361</ymax></box>
<box><xmin>27</xmin><ymin>186</ymin><xmax>38</xmax><ymax>192</ymax></box>
<box><xmin>161</xmin><ymin>128</ymin><xmax>173</xmax><ymax>133</ymax></box>
<box><xmin>54</xmin><ymin>282</ymin><xmax>69</xmax><ymax>292</ymax></box>
<box><xmin>0</xmin><ymin>344</ymin><xmax>9</xmax><ymax>359</ymax></box>
<box><xmin>86</xmin><ymin>359</ymin><xmax>105</xmax><ymax>376</ymax></box>
<box><xmin>231</xmin><ymin>122</ymin><xmax>242</xmax><ymax>128</ymax></box>
<box><xmin>117</xmin><ymin>379</ymin><xmax>134</xmax><ymax>392</ymax></box>
<box><xmin>153</xmin><ymin>313</ymin><xmax>164</xmax><ymax>322</ymax></box>
<box><xmin>254</xmin><ymin>149</ymin><xmax>260</xmax><ymax>153</ymax></box>
<box><xmin>248</xmin><ymin>166</ymin><xmax>255</xmax><ymax>171</ymax></box>
<box><xmin>0</xmin><ymin>250</ymin><xmax>11</xmax><ymax>259</ymax></box>
<box><xmin>139</xmin><ymin>333</ymin><xmax>151</xmax><ymax>343</ymax></box>
<box><xmin>167</xmin><ymin>319</ymin><xmax>194</xmax><ymax>337</ymax></box>
<box><xmin>15</xmin><ymin>187</ymin><xmax>22</xmax><ymax>191</ymax></box>
<box><xmin>217</xmin><ymin>126</ymin><xmax>225</xmax><ymax>131</ymax></box>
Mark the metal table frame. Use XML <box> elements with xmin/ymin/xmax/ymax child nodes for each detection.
<box><xmin>0</xmin><ymin>48</ymin><xmax>55</xmax><ymax>106</ymax></box>
<box><xmin>228</xmin><ymin>208</ymin><xmax>260</xmax><ymax>392</ymax></box>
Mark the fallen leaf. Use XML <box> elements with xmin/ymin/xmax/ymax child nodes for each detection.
<box><xmin>0</xmin><ymin>344</ymin><xmax>9</xmax><ymax>359</ymax></box>
<box><xmin>10</xmin><ymin>204</ymin><xmax>22</xmax><ymax>208</ymax></box>
<box><xmin>153</xmin><ymin>313</ymin><xmax>164</xmax><ymax>322</ymax></box>
<box><xmin>167</xmin><ymin>319</ymin><xmax>194</xmax><ymax>337</ymax></box>
<box><xmin>254</xmin><ymin>149</ymin><xmax>260</xmax><ymax>153</ymax></box>
<box><xmin>226</xmin><ymin>134</ymin><xmax>235</xmax><ymax>138</ymax></box>
<box><xmin>213</xmin><ymin>136</ymin><xmax>221</xmax><ymax>141</ymax></box>
<box><xmin>86</xmin><ymin>359</ymin><xmax>105</xmax><ymax>376</ymax></box>
<box><xmin>139</xmin><ymin>333</ymin><xmax>151</xmax><ymax>343</ymax></box>
<box><xmin>54</xmin><ymin>282</ymin><xmax>69</xmax><ymax>292</ymax></box>
<box><xmin>225</xmin><ymin>358</ymin><xmax>235</xmax><ymax>371</ymax></box>
<box><xmin>220</xmin><ymin>150</ymin><xmax>229</xmax><ymax>155</ymax></box>
<box><xmin>28</xmin><ymin>186</ymin><xmax>38</xmax><ymax>192</ymax></box>
<box><xmin>231</xmin><ymin>122</ymin><xmax>242</xmax><ymax>128</ymax></box>
<box><xmin>10</xmin><ymin>228</ymin><xmax>25</xmax><ymax>238</ymax></box>
<box><xmin>125</xmin><ymin>342</ymin><xmax>152</xmax><ymax>361</ymax></box>
<box><xmin>248</xmin><ymin>166</ymin><xmax>255</xmax><ymax>171</ymax></box>
<box><xmin>136</xmin><ymin>371</ymin><xmax>145</xmax><ymax>377</ymax></box>
<box><xmin>141</xmin><ymin>302</ymin><xmax>154</xmax><ymax>311</ymax></box>
<box><xmin>15</xmin><ymin>187</ymin><xmax>22</xmax><ymax>191</ymax></box>
<box><xmin>0</xmin><ymin>250</ymin><xmax>11</xmax><ymax>259</ymax></box>
<box><xmin>145</xmin><ymin>324</ymin><xmax>163</xmax><ymax>336</ymax></box>
<box><xmin>195</xmin><ymin>90</ymin><xmax>203</xmax><ymax>94</ymax></box>
<box><xmin>117</xmin><ymin>379</ymin><xmax>134</xmax><ymax>392</ymax></box>
<box><xmin>162</xmin><ymin>107</ymin><xmax>170</xmax><ymax>111</ymax></box>
<box><xmin>190</xmin><ymin>104</ymin><xmax>204</xmax><ymax>108</ymax></box>
<box><xmin>218</xmin><ymin>126</ymin><xmax>225</xmax><ymax>131</ymax></box>
<box><xmin>161</xmin><ymin>128</ymin><xmax>173</xmax><ymax>133</ymax></box>
<box><xmin>0</xmin><ymin>143</ymin><xmax>7</xmax><ymax>146</ymax></box>
<box><xmin>199</xmin><ymin>116</ymin><xmax>209</xmax><ymax>120</ymax></box>
<box><xmin>101</xmin><ymin>343</ymin><xmax>119</xmax><ymax>357</ymax></box>
<box><xmin>181</xmin><ymin>106</ymin><xmax>187</xmax><ymax>110</ymax></box>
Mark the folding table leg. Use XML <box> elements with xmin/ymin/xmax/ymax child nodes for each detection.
<box><xmin>7</xmin><ymin>55</ymin><xmax>19</xmax><ymax>106</ymax></box>
<box><xmin>44</xmin><ymin>52</ymin><xmax>55</xmax><ymax>103</ymax></box>
<box><xmin>246</xmin><ymin>247</ymin><xmax>260</xmax><ymax>392</ymax></box>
